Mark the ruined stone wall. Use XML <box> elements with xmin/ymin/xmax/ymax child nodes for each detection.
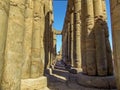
<box><xmin>110</xmin><ymin>0</ymin><xmax>120</xmax><ymax>89</ymax></box>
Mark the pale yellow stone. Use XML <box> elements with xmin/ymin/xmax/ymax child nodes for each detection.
<box><xmin>21</xmin><ymin>76</ymin><xmax>49</xmax><ymax>90</ymax></box>
<box><xmin>0</xmin><ymin>0</ymin><xmax>10</xmax><ymax>84</ymax></box>
<box><xmin>22</xmin><ymin>0</ymin><xmax>33</xmax><ymax>79</ymax></box>
<box><xmin>31</xmin><ymin>0</ymin><xmax>44</xmax><ymax>78</ymax></box>
<box><xmin>1</xmin><ymin>0</ymin><xmax>26</xmax><ymax>90</ymax></box>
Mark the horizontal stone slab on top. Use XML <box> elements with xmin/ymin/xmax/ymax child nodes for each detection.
<box><xmin>21</xmin><ymin>76</ymin><xmax>49</xmax><ymax>90</ymax></box>
<box><xmin>69</xmin><ymin>73</ymin><xmax>116</xmax><ymax>89</ymax></box>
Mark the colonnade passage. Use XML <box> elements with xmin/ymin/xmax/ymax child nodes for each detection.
<box><xmin>0</xmin><ymin>0</ymin><xmax>120</xmax><ymax>90</ymax></box>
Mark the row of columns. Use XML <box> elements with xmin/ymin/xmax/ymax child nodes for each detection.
<box><xmin>0</xmin><ymin>0</ymin><xmax>54</xmax><ymax>90</ymax></box>
<box><xmin>62</xmin><ymin>0</ymin><xmax>113</xmax><ymax>76</ymax></box>
<box><xmin>110</xmin><ymin>0</ymin><xmax>120</xmax><ymax>89</ymax></box>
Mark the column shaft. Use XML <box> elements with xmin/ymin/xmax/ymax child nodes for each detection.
<box><xmin>40</xmin><ymin>0</ymin><xmax>45</xmax><ymax>75</ymax></box>
<box><xmin>67</xmin><ymin>23</ymin><xmax>71</xmax><ymax>64</ymax></box>
<box><xmin>81</xmin><ymin>0</ymin><xmax>87</xmax><ymax>74</ymax></box>
<box><xmin>86</xmin><ymin>0</ymin><xmax>96</xmax><ymax>75</ymax></box>
<box><xmin>0</xmin><ymin>0</ymin><xmax>10</xmax><ymax>84</ymax></box>
<box><xmin>1</xmin><ymin>0</ymin><xmax>26</xmax><ymax>89</ymax></box>
<box><xmin>22</xmin><ymin>0</ymin><xmax>33</xmax><ymax>79</ymax></box>
<box><xmin>74</xmin><ymin>0</ymin><xmax>81</xmax><ymax>69</ymax></box>
<box><xmin>70</xmin><ymin>11</ymin><xmax>74</xmax><ymax>66</ymax></box>
<box><xmin>31</xmin><ymin>0</ymin><xmax>42</xmax><ymax>78</ymax></box>
<box><xmin>94</xmin><ymin>0</ymin><xmax>107</xmax><ymax>76</ymax></box>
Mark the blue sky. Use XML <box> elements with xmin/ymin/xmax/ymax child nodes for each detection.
<box><xmin>53</xmin><ymin>0</ymin><xmax>112</xmax><ymax>53</ymax></box>
<box><xmin>53</xmin><ymin>0</ymin><xmax>67</xmax><ymax>53</ymax></box>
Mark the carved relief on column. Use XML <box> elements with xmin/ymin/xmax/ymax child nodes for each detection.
<box><xmin>40</xmin><ymin>0</ymin><xmax>45</xmax><ymax>75</ymax></box>
<box><xmin>31</xmin><ymin>0</ymin><xmax>43</xmax><ymax>78</ymax></box>
<box><xmin>73</xmin><ymin>0</ymin><xmax>82</xmax><ymax>70</ymax></box>
<box><xmin>1</xmin><ymin>0</ymin><xmax>26</xmax><ymax>89</ymax></box>
<box><xmin>22</xmin><ymin>0</ymin><xmax>33</xmax><ymax>79</ymax></box>
<box><xmin>94</xmin><ymin>0</ymin><xmax>108</xmax><ymax>76</ymax></box>
<box><xmin>0</xmin><ymin>0</ymin><xmax>10</xmax><ymax>84</ymax></box>
<box><xmin>85</xmin><ymin>0</ymin><xmax>96</xmax><ymax>75</ymax></box>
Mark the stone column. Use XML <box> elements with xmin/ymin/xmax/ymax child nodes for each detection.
<box><xmin>44</xmin><ymin>0</ymin><xmax>50</xmax><ymax>69</ymax></box>
<box><xmin>22</xmin><ymin>0</ymin><xmax>33</xmax><ymax>79</ymax></box>
<box><xmin>31</xmin><ymin>0</ymin><xmax>43</xmax><ymax>78</ymax></box>
<box><xmin>40</xmin><ymin>1</ymin><xmax>45</xmax><ymax>75</ymax></box>
<box><xmin>67</xmin><ymin>22</ymin><xmax>71</xmax><ymax>65</ymax></box>
<box><xmin>0</xmin><ymin>0</ymin><xmax>10</xmax><ymax>84</ymax></box>
<box><xmin>110</xmin><ymin>0</ymin><xmax>120</xmax><ymax>89</ymax></box>
<box><xmin>73</xmin><ymin>0</ymin><xmax>82</xmax><ymax>70</ymax></box>
<box><xmin>62</xmin><ymin>32</ymin><xmax>67</xmax><ymax>63</ymax></box>
<box><xmin>94</xmin><ymin>0</ymin><xmax>107</xmax><ymax>76</ymax></box>
<box><xmin>53</xmin><ymin>31</ymin><xmax>56</xmax><ymax>60</ymax></box>
<box><xmin>86</xmin><ymin>0</ymin><xmax>96</xmax><ymax>75</ymax></box>
<box><xmin>49</xmin><ymin>0</ymin><xmax>54</xmax><ymax>67</ymax></box>
<box><xmin>70</xmin><ymin>11</ymin><xmax>74</xmax><ymax>67</ymax></box>
<box><xmin>1</xmin><ymin>0</ymin><xmax>26</xmax><ymax>89</ymax></box>
<box><xmin>64</xmin><ymin>32</ymin><xmax>68</xmax><ymax>64</ymax></box>
<box><xmin>102</xmin><ymin>0</ymin><xmax>113</xmax><ymax>75</ymax></box>
<box><xmin>81</xmin><ymin>0</ymin><xmax>87</xmax><ymax>74</ymax></box>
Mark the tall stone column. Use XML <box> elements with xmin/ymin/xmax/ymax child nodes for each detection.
<box><xmin>86</xmin><ymin>0</ymin><xmax>96</xmax><ymax>75</ymax></box>
<box><xmin>0</xmin><ymin>0</ymin><xmax>10</xmax><ymax>84</ymax></box>
<box><xmin>1</xmin><ymin>0</ymin><xmax>26</xmax><ymax>89</ymax></box>
<box><xmin>44</xmin><ymin>0</ymin><xmax>50</xmax><ymax>69</ymax></box>
<box><xmin>64</xmin><ymin>32</ymin><xmax>68</xmax><ymax>64</ymax></box>
<box><xmin>94</xmin><ymin>0</ymin><xmax>107</xmax><ymax>76</ymax></box>
<box><xmin>110</xmin><ymin>0</ymin><xmax>120</xmax><ymax>89</ymax></box>
<box><xmin>53</xmin><ymin>30</ymin><xmax>56</xmax><ymax>60</ymax></box>
<box><xmin>31</xmin><ymin>0</ymin><xmax>43</xmax><ymax>78</ymax></box>
<box><xmin>81</xmin><ymin>0</ymin><xmax>87</xmax><ymax>74</ymax></box>
<box><xmin>73</xmin><ymin>0</ymin><xmax>82</xmax><ymax>70</ymax></box>
<box><xmin>70</xmin><ymin>11</ymin><xmax>74</xmax><ymax>67</ymax></box>
<box><xmin>22</xmin><ymin>0</ymin><xmax>33</xmax><ymax>79</ymax></box>
<box><xmin>40</xmin><ymin>1</ymin><xmax>45</xmax><ymax>75</ymax></box>
<box><xmin>49</xmin><ymin>0</ymin><xmax>54</xmax><ymax>67</ymax></box>
<box><xmin>102</xmin><ymin>0</ymin><xmax>113</xmax><ymax>75</ymax></box>
<box><xmin>67</xmin><ymin>22</ymin><xmax>71</xmax><ymax>65</ymax></box>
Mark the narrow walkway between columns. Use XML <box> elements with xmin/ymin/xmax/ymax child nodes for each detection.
<box><xmin>46</xmin><ymin>60</ymin><xmax>116</xmax><ymax>90</ymax></box>
<box><xmin>45</xmin><ymin>0</ymin><xmax>117</xmax><ymax>90</ymax></box>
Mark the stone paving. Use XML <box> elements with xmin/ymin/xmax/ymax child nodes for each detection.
<box><xmin>46</xmin><ymin>62</ymin><xmax>117</xmax><ymax>90</ymax></box>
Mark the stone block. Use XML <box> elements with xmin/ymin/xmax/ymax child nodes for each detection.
<box><xmin>21</xmin><ymin>76</ymin><xmax>49</xmax><ymax>90</ymax></box>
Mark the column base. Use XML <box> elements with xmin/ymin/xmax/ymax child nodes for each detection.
<box><xmin>21</xmin><ymin>76</ymin><xmax>49</xmax><ymax>90</ymax></box>
<box><xmin>45</xmin><ymin>68</ymin><xmax>52</xmax><ymax>75</ymax></box>
<box><xmin>71</xmin><ymin>73</ymin><xmax>116</xmax><ymax>89</ymax></box>
<box><xmin>69</xmin><ymin>68</ymin><xmax>82</xmax><ymax>74</ymax></box>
